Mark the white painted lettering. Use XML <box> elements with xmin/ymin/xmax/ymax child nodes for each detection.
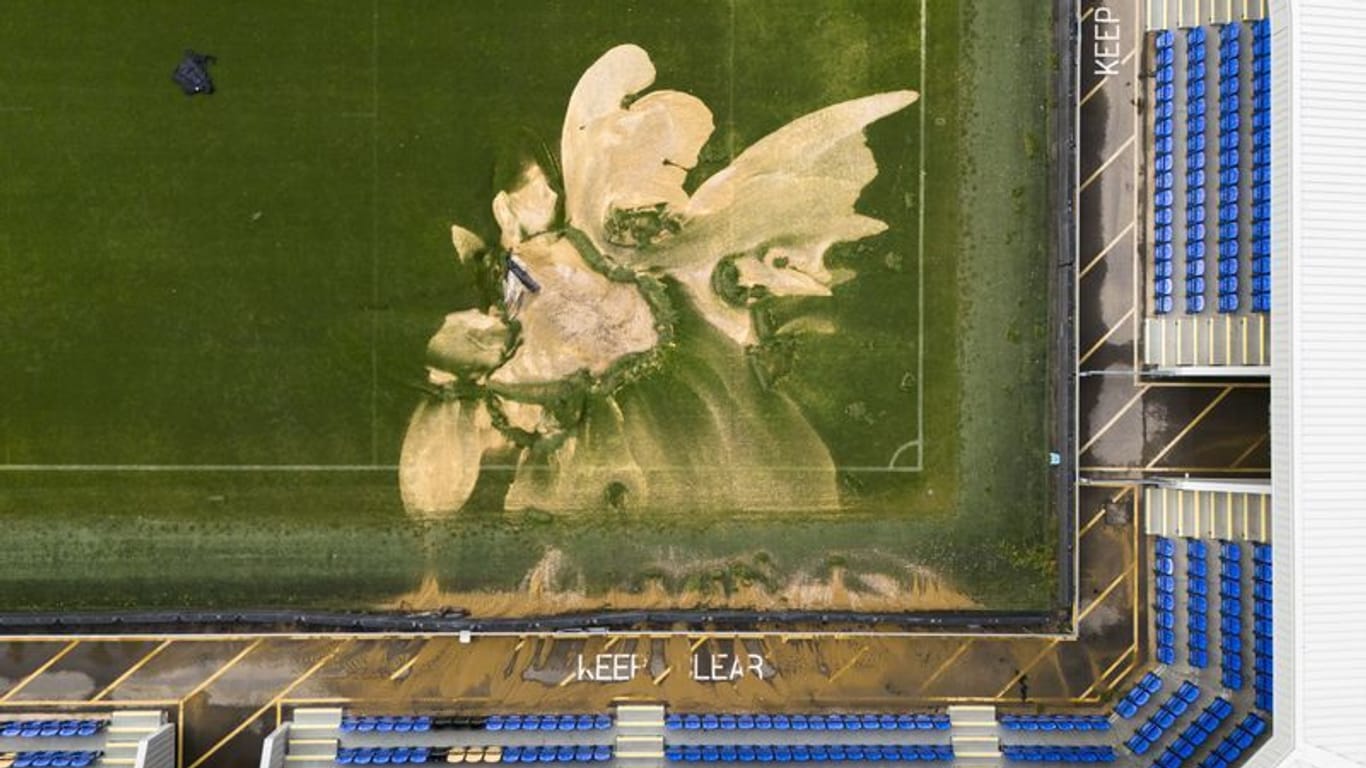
<box><xmin>690</xmin><ymin>652</ymin><xmax>770</xmax><ymax>681</ymax></box>
<box><xmin>575</xmin><ymin>653</ymin><xmax>641</xmax><ymax>682</ymax></box>
<box><xmin>1091</xmin><ymin>5</ymin><xmax>1123</xmax><ymax>78</ymax></box>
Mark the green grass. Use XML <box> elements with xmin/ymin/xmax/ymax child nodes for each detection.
<box><xmin>0</xmin><ymin>0</ymin><xmax>1056</xmax><ymax>614</ymax></box>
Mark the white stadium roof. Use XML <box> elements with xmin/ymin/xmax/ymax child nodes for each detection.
<box><xmin>1265</xmin><ymin>1</ymin><xmax>1366</xmax><ymax>768</ymax></box>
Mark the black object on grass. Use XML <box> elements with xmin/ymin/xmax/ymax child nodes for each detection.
<box><xmin>172</xmin><ymin>50</ymin><xmax>216</xmax><ymax>96</ymax></box>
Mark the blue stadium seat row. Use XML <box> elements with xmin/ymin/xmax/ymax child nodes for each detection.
<box><xmin>1002</xmin><ymin>745</ymin><xmax>1117</xmax><ymax>763</ymax></box>
<box><xmin>1153</xmin><ymin>538</ymin><xmax>1177</xmax><ymax>664</ymax></box>
<box><xmin>1148</xmin><ymin>698</ymin><xmax>1234</xmax><ymax>768</ymax></box>
<box><xmin>487</xmin><ymin>714</ymin><xmax>613</xmax><ymax>732</ymax></box>
<box><xmin>1215</xmin><ymin>24</ymin><xmax>1240</xmax><ymax>313</ymax></box>
<box><xmin>0</xmin><ymin>720</ymin><xmax>106</xmax><ymax>739</ymax></box>
<box><xmin>1187</xmin><ymin>539</ymin><xmax>1210</xmax><ymax>668</ymax></box>
<box><xmin>1219</xmin><ymin>543</ymin><xmax>1245</xmax><ymax>690</ymax></box>
<box><xmin>667</xmin><ymin>714</ymin><xmax>949</xmax><ymax>732</ymax></box>
<box><xmin>1124</xmin><ymin>681</ymin><xmax>1200</xmax><ymax>756</ymax></box>
<box><xmin>7</xmin><ymin>752</ymin><xmax>101</xmax><ymax>768</ymax></box>
<box><xmin>1154</xmin><ymin>31</ymin><xmax>1176</xmax><ymax>315</ymax></box>
<box><xmin>341</xmin><ymin>715</ymin><xmax>435</xmax><ymax>733</ymax></box>
<box><xmin>1196</xmin><ymin>713</ymin><xmax>1267</xmax><ymax>768</ymax></box>
<box><xmin>1253</xmin><ymin>543</ymin><xmax>1273</xmax><ymax>712</ymax></box>
<box><xmin>998</xmin><ymin>714</ymin><xmax>1110</xmax><ymax>732</ymax></box>
<box><xmin>336</xmin><ymin>746</ymin><xmax>434</xmax><ymax>765</ymax></box>
<box><xmin>664</xmin><ymin>744</ymin><xmax>954</xmax><ymax>763</ymax></box>
<box><xmin>1184</xmin><ymin>27</ymin><xmax>1209</xmax><ymax>313</ymax></box>
<box><xmin>502</xmin><ymin>746</ymin><xmax>613</xmax><ymax>764</ymax></box>
<box><xmin>1250</xmin><ymin>19</ymin><xmax>1271</xmax><ymax>313</ymax></box>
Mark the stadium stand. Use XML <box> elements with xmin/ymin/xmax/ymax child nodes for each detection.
<box><xmin>1184</xmin><ymin>26</ymin><xmax>1208</xmax><ymax>314</ymax></box>
<box><xmin>1144</xmin><ymin>19</ymin><xmax>1273</xmax><ymax>368</ymax></box>
<box><xmin>1124</xmin><ymin>681</ymin><xmax>1201</xmax><ymax>756</ymax></box>
<box><xmin>334</xmin><ymin>744</ymin><xmax>613</xmax><ymax>764</ymax></box>
<box><xmin>1253</xmin><ymin>544</ymin><xmax>1273</xmax><ymax>712</ymax></box>
<box><xmin>1154</xmin><ymin>537</ymin><xmax>1178</xmax><ymax>664</ymax></box>
<box><xmin>1215</xmin><ymin>23</ymin><xmax>1240</xmax><ymax>313</ymax></box>
<box><xmin>0</xmin><ymin>751</ymin><xmax>102</xmax><ymax>768</ymax></box>
<box><xmin>664</xmin><ymin>744</ymin><xmax>954</xmax><ymax>763</ymax></box>
<box><xmin>1250</xmin><ymin>19</ymin><xmax>1271</xmax><ymax>312</ymax></box>
<box><xmin>1113</xmin><ymin>672</ymin><xmax>1164</xmax><ymax>720</ymax></box>
<box><xmin>0</xmin><ymin>722</ymin><xmax>106</xmax><ymax>740</ymax></box>
<box><xmin>998</xmin><ymin>715</ymin><xmax>1110</xmax><ymax>733</ymax></box>
<box><xmin>1147</xmin><ymin>698</ymin><xmax>1234</xmax><ymax>768</ymax></box>
<box><xmin>340</xmin><ymin>713</ymin><xmax>615</xmax><ymax>734</ymax></box>
<box><xmin>1196</xmin><ymin>713</ymin><xmax>1267</xmax><ymax>768</ymax></box>
<box><xmin>1219</xmin><ymin>542</ymin><xmax>1245</xmax><ymax>690</ymax></box>
<box><xmin>1187</xmin><ymin>539</ymin><xmax>1211</xmax><ymax>668</ymax></box>
<box><xmin>0</xmin><ymin>711</ymin><xmax>170</xmax><ymax>768</ymax></box>
<box><xmin>1153</xmin><ymin>30</ymin><xmax>1176</xmax><ymax>315</ymax></box>
<box><xmin>666</xmin><ymin>714</ymin><xmax>949</xmax><ymax>732</ymax></box>
<box><xmin>1000</xmin><ymin>745</ymin><xmax>1117</xmax><ymax>763</ymax></box>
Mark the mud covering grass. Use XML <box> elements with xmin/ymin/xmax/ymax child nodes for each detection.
<box><xmin>0</xmin><ymin>0</ymin><xmax>1055</xmax><ymax>615</ymax></box>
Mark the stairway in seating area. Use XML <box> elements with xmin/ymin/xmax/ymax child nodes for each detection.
<box><xmin>614</xmin><ymin>703</ymin><xmax>664</xmax><ymax>767</ymax></box>
<box><xmin>948</xmin><ymin>705</ymin><xmax>1001</xmax><ymax>766</ymax></box>
<box><xmin>100</xmin><ymin>711</ymin><xmax>168</xmax><ymax>767</ymax></box>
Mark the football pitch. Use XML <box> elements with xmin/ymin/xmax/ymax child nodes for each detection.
<box><xmin>0</xmin><ymin>0</ymin><xmax>1058</xmax><ymax>617</ymax></box>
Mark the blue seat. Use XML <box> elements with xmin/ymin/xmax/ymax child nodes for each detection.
<box><xmin>1155</xmin><ymin>575</ymin><xmax>1176</xmax><ymax>594</ymax></box>
<box><xmin>684</xmin><ymin>715</ymin><xmax>702</xmax><ymax>731</ymax></box>
<box><xmin>1177</xmin><ymin>681</ymin><xmax>1200</xmax><ymax>702</ymax></box>
<box><xmin>702</xmin><ymin>714</ymin><xmax>719</xmax><ymax>730</ymax></box>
